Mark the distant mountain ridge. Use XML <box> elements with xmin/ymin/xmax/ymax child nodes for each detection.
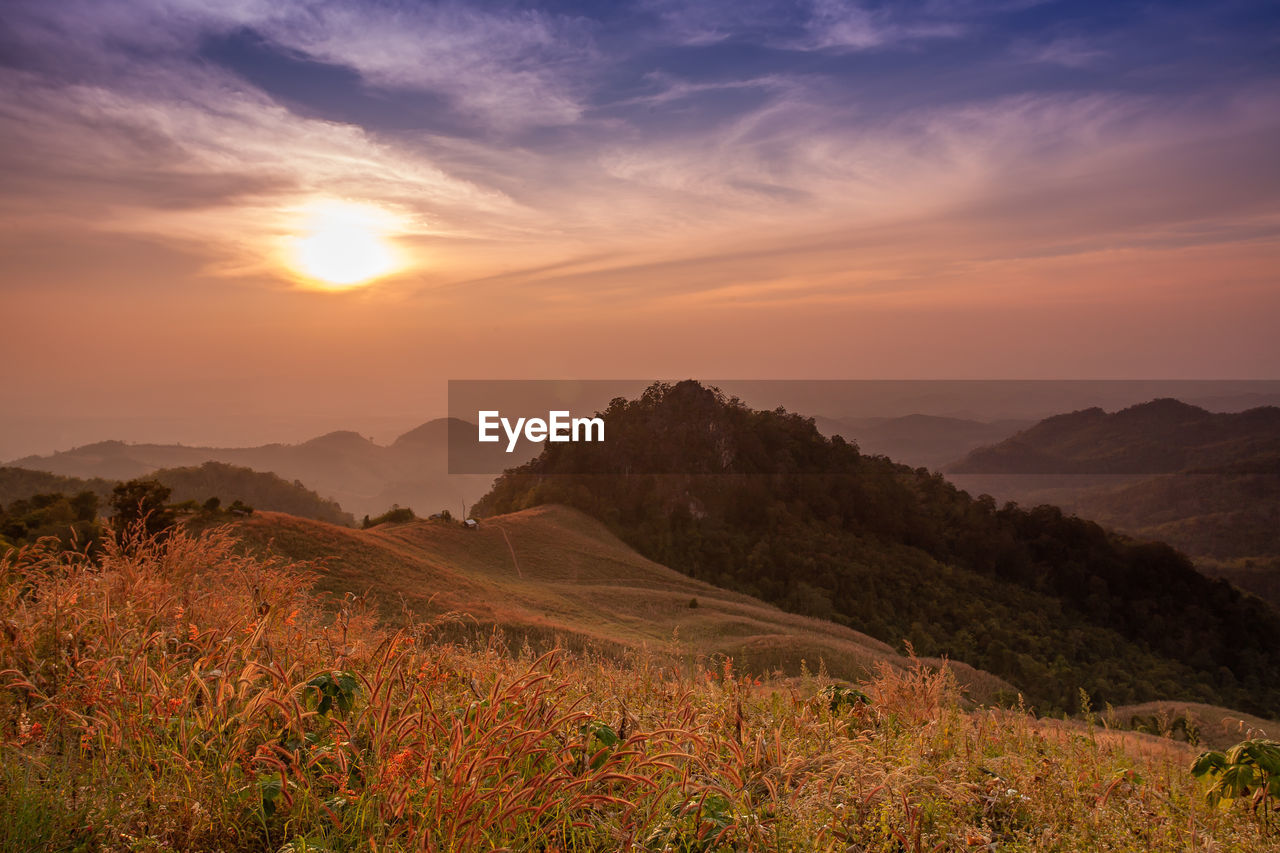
<box><xmin>814</xmin><ymin>413</ymin><xmax>1030</xmax><ymax>470</ymax></box>
<box><xmin>948</xmin><ymin>398</ymin><xmax>1280</xmax><ymax>475</ymax></box>
<box><xmin>945</xmin><ymin>398</ymin><xmax>1280</xmax><ymax>610</ymax></box>
<box><xmin>6</xmin><ymin>418</ymin><xmax>518</xmax><ymax>518</ymax></box>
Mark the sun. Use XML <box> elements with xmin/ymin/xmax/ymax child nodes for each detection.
<box><xmin>286</xmin><ymin>199</ymin><xmax>406</xmax><ymax>288</ymax></box>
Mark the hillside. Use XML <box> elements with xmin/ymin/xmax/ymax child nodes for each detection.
<box><xmin>224</xmin><ymin>505</ymin><xmax>1008</xmax><ymax>698</ymax></box>
<box><xmin>948</xmin><ymin>398</ymin><xmax>1280</xmax><ymax>475</ymax></box>
<box><xmin>476</xmin><ymin>381</ymin><xmax>1280</xmax><ymax>718</ymax></box>
<box><xmin>944</xmin><ymin>467</ymin><xmax>1280</xmax><ymax>606</ymax></box>
<box><xmin>0</xmin><ymin>462</ymin><xmax>354</xmax><ymax>526</ymax></box>
<box><xmin>7</xmin><ymin>418</ymin><xmax>514</xmax><ymax>518</ymax></box>
<box><xmin>1109</xmin><ymin>701</ymin><xmax>1275</xmax><ymax>751</ymax></box>
<box><xmin>814</xmin><ymin>413</ymin><xmax>1029</xmax><ymax>470</ymax></box>
<box><xmin>5</xmin><ymin>525</ymin><xmax>1274</xmax><ymax>852</ymax></box>
<box><xmin>947</xmin><ymin>401</ymin><xmax>1280</xmax><ymax>609</ymax></box>
<box><xmin>0</xmin><ymin>467</ymin><xmax>117</xmax><ymax>506</ymax></box>
<box><xmin>1062</xmin><ymin>465</ymin><xmax>1280</xmax><ymax>573</ymax></box>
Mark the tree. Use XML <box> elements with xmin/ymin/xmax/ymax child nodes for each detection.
<box><xmin>227</xmin><ymin>499</ymin><xmax>254</xmax><ymax>516</ymax></box>
<box><xmin>0</xmin><ymin>491</ymin><xmax>103</xmax><ymax>553</ymax></box>
<box><xmin>69</xmin><ymin>490</ymin><xmax>98</xmax><ymax>522</ymax></box>
<box><xmin>110</xmin><ymin>479</ymin><xmax>175</xmax><ymax>541</ymax></box>
<box><xmin>363</xmin><ymin>505</ymin><xmax>415</xmax><ymax>528</ymax></box>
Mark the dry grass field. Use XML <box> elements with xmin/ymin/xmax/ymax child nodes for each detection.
<box><xmin>227</xmin><ymin>505</ymin><xmax>1011</xmax><ymax>700</ymax></box>
<box><xmin>2</xmin><ymin>523</ymin><xmax>1277</xmax><ymax>851</ymax></box>
<box><xmin>1108</xmin><ymin>701</ymin><xmax>1275</xmax><ymax>751</ymax></box>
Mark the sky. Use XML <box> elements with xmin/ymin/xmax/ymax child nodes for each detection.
<box><xmin>1</xmin><ymin>0</ymin><xmax>1279</xmax><ymax>452</ymax></box>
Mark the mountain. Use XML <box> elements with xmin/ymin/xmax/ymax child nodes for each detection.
<box><xmin>475</xmin><ymin>381</ymin><xmax>1280</xmax><ymax>718</ymax></box>
<box><xmin>948</xmin><ymin>399</ymin><xmax>1280</xmax><ymax>475</ymax></box>
<box><xmin>813</xmin><ymin>414</ymin><xmax>1029</xmax><ymax>470</ymax></box>
<box><xmin>980</xmin><ymin>466</ymin><xmax>1280</xmax><ymax>610</ymax></box>
<box><xmin>7</xmin><ymin>418</ymin><xmax>520</xmax><ymax>519</ymax></box>
<box><xmin>0</xmin><ymin>461</ymin><xmax>354</xmax><ymax>526</ymax></box>
<box><xmin>1058</xmin><ymin>462</ymin><xmax>1280</xmax><ymax>553</ymax></box>
<box><xmin>221</xmin><ymin>505</ymin><xmax>1010</xmax><ymax>699</ymax></box>
<box><xmin>946</xmin><ymin>400</ymin><xmax>1280</xmax><ymax>609</ymax></box>
<box><xmin>153</xmin><ymin>462</ymin><xmax>354</xmax><ymax>526</ymax></box>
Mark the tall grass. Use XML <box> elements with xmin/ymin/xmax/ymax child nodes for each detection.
<box><xmin>0</xmin><ymin>526</ymin><xmax>1274</xmax><ymax>851</ymax></box>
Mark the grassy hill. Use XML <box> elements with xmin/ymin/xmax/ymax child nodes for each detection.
<box><xmin>225</xmin><ymin>505</ymin><xmax>1009</xmax><ymax>698</ymax></box>
<box><xmin>1109</xmin><ymin>701</ymin><xmax>1275</xmax><ymax>751</ymax></box>
<box><xmin>224</xmin><ymin>506</ymin><xmax>1274</xmax><ymax>747</ymax></box>
<box><xmin>2</xmin><ymin>523</ymin><xmax>1275</xmax><ymax>851</ymax></box>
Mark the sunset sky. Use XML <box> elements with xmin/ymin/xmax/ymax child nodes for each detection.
<box><xmin>2</xmin><ymin>0</ymin><xmax>1279</xmax><ymax>453</ymax></box>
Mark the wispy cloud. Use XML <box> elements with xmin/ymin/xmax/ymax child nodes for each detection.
<box><xmin>611</xmin><ymin>72</ymin><xmax>794</xmax><ymax>109</ymax></box>
<box><xmin>0</xmin><ymin>0</ymin><xmax>1278</xmax><ymax>412</ymax></box>
<box><xmin>642</xmin><ymin>0</ymin><xmax>797</xmax><ymax>46</ymax></box>
<box><xmin>1015</xmin><ymin>36</ymin><xmax>1107</xmax><ymax>69</ymax></box>
<box><xmin>5</xmin><ymin>0</ymin><xmax>598</xmax><ymax>131</ymax></box>
<box><xmin>802</xmin><ymin>0</ymin><xmax>965</xmax><ymax>51</ymax></box>
<box><xmin>0</xmin><ymin>59</ymin><xmax>526</xmax><ymax>283</ymax></box>
<box><xmin>233</xmin><ymin>2</ymin><xmax>597</xmax><ymax>130</ymax></box>
<box><xmin>644</xmin><ymin>0</ymin><xmax>970</xmax><ymax>52</ymax></box>
<box><xmin>0</xmin><ymin>0</ymin><xmax>1277</xmax><ymax>307</ymax></box>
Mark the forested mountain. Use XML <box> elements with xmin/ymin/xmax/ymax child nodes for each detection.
<box><xmin>948</xmin><ymin>399</ymin><xmax>1280</xmax><ymax>475</ymax></box>
<box><xmin>476</xmin><ymin>381</ymin><xmax>1280</xmax><ymax>717</ymax></box>
<box><xmin>947</xmin><ymin>400</ymin><xmax>1280</xmax><ymax>610</ymax></box>
<box><xmin>0</xmin><ymin>462</ymin><xmax>353</xmax><ymax>526</ymax></box>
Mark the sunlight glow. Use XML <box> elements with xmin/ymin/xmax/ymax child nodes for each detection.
<box><xmin>286</xmin><ymin>200</ymin><xmax>406</xmax><ymax>288</ymax></box>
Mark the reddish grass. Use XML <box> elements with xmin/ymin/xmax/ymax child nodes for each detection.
<box><xmin>1</xmin><ymin>525</ymin><xmax>1275</xmax><ymax>851</ymax></box>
